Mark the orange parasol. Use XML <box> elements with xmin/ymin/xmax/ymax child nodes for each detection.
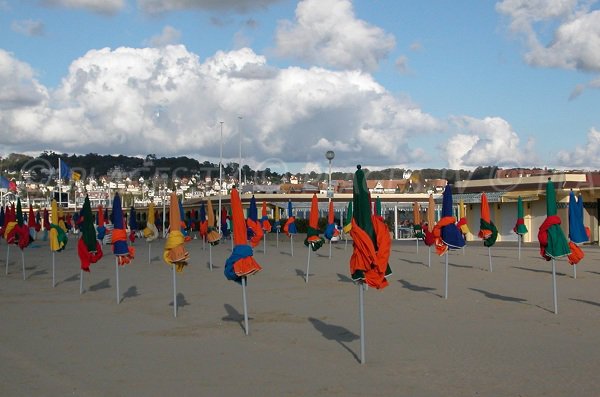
<box><xmin>304</xmin><ymin>194</ymin><xmax>325</xmax><ymax>251</ymax></box>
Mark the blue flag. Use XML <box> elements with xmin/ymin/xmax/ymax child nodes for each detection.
<box><xmin>60</xmin><ymin>160</ymin><xmax>81</xmax><ymax>181</ymax></box>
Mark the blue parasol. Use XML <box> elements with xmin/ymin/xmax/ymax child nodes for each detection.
<box><xmin>440</xmin><ymin>185</ymin><xmax>465</xmax><ymax>249</ymax></box>
<box><xmin>568</xmin><ymin>191</ymin><xmax>588</xmax><ymax>244</ymax></box>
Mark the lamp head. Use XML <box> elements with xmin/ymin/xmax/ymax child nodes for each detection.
<box><xmin>325</xmin><ymin>150</ymin><xmax>335</xmax><ymax>161</ymax></box>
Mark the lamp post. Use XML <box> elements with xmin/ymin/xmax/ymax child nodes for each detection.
<box><xmin>238</xmin><ymin>116</ymin><xmax>243</xmax><ymax>186</ymax></box>
<box><xmin>218</xmin><ymin>121</ymin><xmax>224</xmax><ymax>234</ymax></box>
<box><xmin>325</xmin><ymin>151</ymin><xmax>335</xmax><ymax>198</ymax></box>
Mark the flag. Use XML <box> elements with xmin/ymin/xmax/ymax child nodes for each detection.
<box><xmin>60</xmin><ymin>159</ymin><xmax>81</xmax><ymax>181</ymax></box>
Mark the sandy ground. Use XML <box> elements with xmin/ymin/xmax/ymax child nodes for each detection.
<box><xmin>1</xmin><ymin>233</ymin><xmax>600</xmax><ymax>396</ymax></box>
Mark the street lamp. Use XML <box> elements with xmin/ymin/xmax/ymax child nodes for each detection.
<box><xmin>238</xmin><ymin>116</ymin><xmax>243</xmax><ymax>186</ymax></box>
<box><xmin>325</xmin><ymin>150</ymin><xmax>335</xmax><ymax>198</ymax></box>
<box><xmin>218</xmin><ymin>121</ymin><xmax>224</xmax><ymax>234</ymax></box>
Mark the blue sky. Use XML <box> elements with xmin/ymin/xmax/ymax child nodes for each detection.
<box><xmin>1</xmin><ymin>0</ymin><xmax>599</xmax><ymax>173</ymax></box>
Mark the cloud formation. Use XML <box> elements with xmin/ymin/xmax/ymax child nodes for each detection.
<box><xmin>445</xmin><ymin>116</ymin><xmax>535</xmax><ymax>170</ymax></box>
<box><xmin>497</xmin><ymin>0</ymin><xmax>600</xmax><ymax>95</ymax></box>
<box><xmin>556</xmin><ymin>127</ymin><xmax>600</xmax><ymax>168</ymax></box>
<box><xmin>41</xmin><ymin>0</ymin><xmax>125</xmax><ymax>15</ymax></box>
<box><xmin>274</xmin><ymin>0</ymin><xmax>395</xmax><ymax>72</ymax></box>
<box><xmin>145</xmin><ymin>25</ymin><xmax>182</xmax><ymax>47</ymax></box>
<box><xmin>137</xmin><ymin>0</ymin><xmax>282</xmax><ymax>14</ymax></box>
<box><xmin>0</xmin><ymin>45</ymin><xmax>440</xmax><ymax>169</ymax></box>
<box><xmin>11</xmin><ymin>19</ymin><xmax>45</xmax><ymax>37</ymax></box>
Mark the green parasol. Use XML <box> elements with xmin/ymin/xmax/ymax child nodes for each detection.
<box><xmin>539</xmin><ymin>179</ymin><xmax>570</xmax><ymax>260</ymax></box>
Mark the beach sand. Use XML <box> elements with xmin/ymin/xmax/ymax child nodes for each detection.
<box><xmin>2</xmin><ymin>234</ymin><xmax>600</xmax><ymax>396</ymax></box>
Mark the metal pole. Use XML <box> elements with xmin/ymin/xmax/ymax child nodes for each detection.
<box><xmin>238</xmin><ymin>116</ymin><xmax>242</xmax><ymax>185</ymax></box>
<box><xmin>116</xmin><ymin>257</ymin><xmax>120</xmax><ymax>304</ymax></box>
<box><xmin>173</xmin><ymin>264</ymin><xmax>177</xmax><ymax>318</ymax></box>
<box><xmin>21</xmin><ymin>251</ymin><xmax>25</xmax><ymax>280</ymax></box>
<box><xmin>242</xmin><ymin>276</ymin><xmax>249</xmax><ymax>335</ymax></box>
<box><xmin>552</xmin><ymin>259</ymin><xmax>558</xmax><ymax>314</ymax></box>
<box><xmin>394</xmin><ymin>205</ymin><xmax>398</xmax><ymax>240</ymax></box>
<box><xmin>218</xmin><ymin>121</ymin><xmax>224</xmax><ymax>234</ymax></box>
<box><xmin>444</xmin><ymin>251</ymin><xmax>449</xmax><ymax>299</ymax></box>
<box><xmin>52</xmin><ymin>252</ymin><xmax>56</xmax><ymax>287</ymax></box>
<box><xmin>305</xmin><ymin>244</ymin><xmax>311</xmax><ymax>283</ymax></box>
<box><xmin>488</xmin><ymin>246</ymin><xmax>493</xmax><ymax>272</ymax></box>
<box><xmin>359</xmin><ymin>282</ymin><xmax>365</xmax><ymax>365</ymax></box>
<box><xmin>5</xmin><ymin>244</ymin><xmax>9</xmax><ymax>275</ymax></box>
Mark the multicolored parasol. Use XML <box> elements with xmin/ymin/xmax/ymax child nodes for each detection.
<box><xmin>224</xmin><ymin>187</ymin><xmax>262</xmax><ymax>334</ymax></box>
<box><xmin>349</xmin><ymin>165</ymin><xmax>392</xmax><ymax>288</ymax></box>
<box><xmin>246</xmin><ymin>195</ymin><xmax>263</xmax><ymax>248</ymax></box>
<box><xmin>538</xmin><ymin>178</ymin><xmax>571</xmax><ymax>314</ymax></box>
<box><xmin>538</xmin><ymin>179</ymin><xmax>570</xmax><ymax>261</ymax></box>
<box><xmin>78</xmin><ymin>196</ymin><xmax>103</xmax><ymax>272</ymax></box>
<box><xmin>478</xmin><ymin>193</ymin><xmax>498</xmax><ymax>247</ymax></box>
<box><xmin>198</xmin><ymin>202</ymin><xmax>208</xmax><ymax>242</ymax></box>
<box><xmin>567</xmin><ymin>191</ymin><xmax>587</xmax><ymax>267</ymax></box>
<box><xmin>128</xmin><ymin>206</ymin><xmax>138</xmax><ymax>243</ymax></box>
<box><xmin>142</xmin><ymin>202</ymin><xmax>159</xmax><ymax>242</ymax></box>
<box><xmin>206</xmin><ymin>199</ymin><xmax>221</xmax><ymax>245</ymax></box>
<box><xmin>112</xmin><ymin>193</ymin><xmax>135</xmax><ymax>265</ymax></box>
<box><xmin>324</xmin><ymin>199</ymin><xmax>340</xmax><ymax>241</ymax></box>
<box><xmin>163</xmin><ymin>193</ymin><xmax>190</xmax><ymax>272</ymax></box>
<box><xmin>513</xmin><ymin>196</ymin><xmax>528</xmax><ymax>235</ymax></box>
<box><xmin>457</xmin><ymin>198</ymin><xmax>470</xmax><ymax>238</ymax></box>
<box><xmin>304</xmin><ymin>194</ymin><xmax>325</xmax><ymax>251</ymax></box>
<box><xmin>224</xmin><ymin>187</ymin><xmax>263</xmax><ymax>283</ymax></box>
<box><xmin>283</xmin><ymin>200</ymin><xmax>297</xmax><ymax>236</ymax></box>
<box><xmin>261</xmin><ymin>201</ymin><xmax>272</xmax><ymax>233</ymax></box>
<box><xmin>349</xmin><ymin>165</ymin><xmax>392</xmax><ymax>364</ymax></box>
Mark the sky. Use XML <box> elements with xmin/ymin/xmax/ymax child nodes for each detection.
<box><xmin>1</xmin><ymin>0</ymin><xmax>600</xmax><ymax>174</ymax></box>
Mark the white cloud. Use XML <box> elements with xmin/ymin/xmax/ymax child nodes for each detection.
<box><xmin>497</xmin><ymin>0</ymin><xmax>600</xmax><ymax>71</ymax></box>
<box><xmin>0</xmin><ymin>49</ymin><xmax>48</xmax><ymax>109</ymax></box>
<box><xmin>0</xmin><ymin>45</ymin><xmax>441</xmax><ymax>169</ymax></box>
<box><xmin>445</xmin><ymin>116</ymin><xmax>536</xmax><ymax>169</ymax></box>
<box><xmin>11</xmin><ymin>19</ymin><xmax>45</xmax><ymax>37</ymax></box>
<box><xmin>274</xmin><ymin>0</ymin><xmax>395</xmax><ymax>72</ymax></box>
<box><xmin>556</xmin><ymin>127</ymin><xmax>600</xmax><ymax>167</ymax></box>
<box><xmin>137</xmin><ymin>0</ymin><xmax>282</xmax><ymax>14</ymax></box>
<box><xmin>145</xmin><ymin>25</ymin><xmax>182</xmax><ymax>47</ymax></box>
<box><xmin>394</xmin><ymin>55</ymin><xmax>409</xmax><ymax>74</ymax></box>
<box><xmin>42</xmin><ymin>0</ymin><xmax>125</xmax><ymax>14</ymax></box>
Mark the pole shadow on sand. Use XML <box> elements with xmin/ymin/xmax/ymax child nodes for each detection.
<box><xmin>308</xmin><ymin>317</ymin><xmax>360</xmax><ymax>363</ymax></box>
<box><xmin>222</xmin><ymin>303</ymin><xmax>252</xmax><ymax>332</ymax></box>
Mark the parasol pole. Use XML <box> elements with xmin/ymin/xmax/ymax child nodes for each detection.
<box><xmin>5</xmin><ymin>244</ymin><xmax>9</xmax><ymax>275</ymax></box>
<box><xmin>518</xmin><ymin>234</ymin><xmax>521</xmax><ymax>261</ymax></box>
<box><xmin>115</xmin><ymin>257</ymin><xmax>120</xmax><ymax>304</ymax></box>
<box><xmin>242</xmin><ymin>276</ymin><xmax>249</xmax><ymax>335</ymax></box>
<box><xmin>428</xmin><ymin>245</ymin><xmax>431</xmax><ymax>268</ymax></box>
<box><xmin>488</xmin><ymin>246</ymin><xmax>493</xmax><ymax>272</ymax></box>
<box><xmin>21</xmin><ymin>250</ymin><xmax>25</xmax><ymax>280</ymax></box>
<box><xmin>172</xmin><ymin>264</ymin><xmax>177</xmax><ymax>318</ymax></box>
<box><xmin>52</xmin><ymin>252</ymin><xmax>56</xmax><ymax>287</ymax></box>
<box><xmin>276</xmin><ymin>227</ymin><xmax>279</xmax><ymax>248</ymax></box>
<box><xmin>416</xmin><ymin>237</ymin><xmax>419</xmax><ymax>254</ymax></box>
<box><xmin>359</xmin><ymin>281</ymin><xmax>365</xmax><ymax>365</ymax></box>
<box><xmin>444</xmin><ymin>251</ymin><xmax>449</xmax><ymax>299</ymax></box>
<box><xmin>202</xmin><ymin>235</ymin><xmax>205</xmax><ymax>250</ymax></box>
<box><xmin>305</xmin><ymin>244</ymin><xmax>311</xmax><ymax>283</ymax></box>
<box><xmin>148</xmin><ymin>242</ymin><xmax>151</xmax><ymax>264</ymax></box>
<box><xmin>263</xmin><ymin>232</ymin><xmax>266</xmax><ymax>254</ymax></box>
<box><xmin>290</xmin><ymin>234</ymin><xmax>294</xmax><ymax>257</ymax></box>
<box><xmin>329</xmin><ymin>238</ymin><xmax>332</xmax><ymax>259</ymax></box>
<box><xmin>573</xmin><ymin>264</ymin><xmax>577</xmax><ymax>279</ymax></box>
<box><xmin>80</xmin><ymin>269</ymin><xmax>83</xmax><ymax>294</ymax></box>
<box><xmin>552</xmin><ymin>259</ymin><xmax>558</xmax><ymax>314</ymax></box>
<box><xmin>209</xmin><ymin>243</ymin><xmax>213</xmax><ymax>271</ymax></box>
